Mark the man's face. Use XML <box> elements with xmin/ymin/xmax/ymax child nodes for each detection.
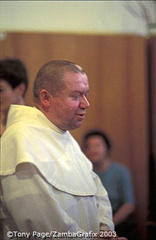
<box><xmin>84</xmin><ymin>136</ymin><xmax>108</xmax><ymax>164</ymax></box>
<box><xmin>48</xmin><ymin>71</ymin><xmax>90</xmax><ymax>131</ymax></box>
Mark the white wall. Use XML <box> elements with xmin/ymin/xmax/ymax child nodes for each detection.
<box><xmin>0</xmin><ymin>1</ymin><xmax>156</xmax><ymax>35</ymax></box>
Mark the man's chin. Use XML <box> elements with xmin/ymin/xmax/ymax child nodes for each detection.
<box><xmin>70</xmin><ymin>121</ymin><xmax>83</xmax><ymax>130</ymax></box>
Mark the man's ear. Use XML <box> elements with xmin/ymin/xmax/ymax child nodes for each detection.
<box><xmin>39</xmin><ymin>89</ymin><xmax>51</xmax><ymax>108</ymax></box>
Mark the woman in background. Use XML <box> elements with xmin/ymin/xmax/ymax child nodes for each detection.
<box><xmin>0</xmin><ymin>58</ymin><xmax>28</xmax><ymax>136</ymax></box>
<box><xmin>82</xmin><ymin>129</ymin><xmax>137</xmax><ymax>240</ymax></box>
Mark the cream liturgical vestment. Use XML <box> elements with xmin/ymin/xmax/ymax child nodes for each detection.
<box><xmin>1</xmin><ymin>105</ymin><xmax>114</xmax><ymax>240</ymax></box>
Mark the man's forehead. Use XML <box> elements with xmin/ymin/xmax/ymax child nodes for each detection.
<box><xmin>63</xmin><ymin>74</ymin><xmax>89</xmax><ymax>93</ymax></box>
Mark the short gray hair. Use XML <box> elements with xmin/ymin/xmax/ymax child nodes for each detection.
<box><xmin>33</xmin><ymin>60</ymin><xmax>85</xmax><ymax>102</ymax></box>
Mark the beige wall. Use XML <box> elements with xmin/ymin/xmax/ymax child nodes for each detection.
<box><xmin>1</xmin><ymin>1</ymin><xmax>155</xmax><ymax>35</ymax></box>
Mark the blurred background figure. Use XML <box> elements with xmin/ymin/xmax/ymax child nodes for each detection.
<box><xmin>0</xmin><ymin>58</ymin><xmax>28</xmax><ymax>136</ymax></box>
<box><xmin>82</xmin><ymin>129</ymin><xmax>137</xmax><ymax>240</ymax></box>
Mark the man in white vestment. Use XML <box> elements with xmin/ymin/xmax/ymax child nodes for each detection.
<box><xmin>1</xmin><ymin>60</ymin><xmax>127</xmax><ymax>240</ymax></box>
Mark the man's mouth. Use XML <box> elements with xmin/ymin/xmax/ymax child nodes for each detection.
<box><xmin>77</xmin><ymin>113</ymin><xmax>86</xmax><ymax>120</ymax></box>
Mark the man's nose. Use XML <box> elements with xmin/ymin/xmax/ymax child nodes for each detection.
<box><xmin>80</xmin><ymin>95</ymin><xmax>90</xmax><ymax>108</ymax></box>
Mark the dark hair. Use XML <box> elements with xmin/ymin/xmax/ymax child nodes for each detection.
<box><xmin>83</xmin><ymin>129</ymin><xmax>112</xmax><ymax>150</ymax></box>
<box><xmin>0</xmin><ymin>58</ymin><xmax>28</xmax><ymax>96</ymax></box>
<box><xmin>33</xmin><ymin>60</ymin><xmax>85</xmax><ymax>102</ymax></box>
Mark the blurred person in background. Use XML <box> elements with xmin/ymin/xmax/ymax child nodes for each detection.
<box><xmin>82</xmin><ymin>129</ymin><xmax>137</xmax><ymax>240</ymax></box>
<box><xmin>0</xmin><ymin>58</ymin><xmax>28</xmax><ymax>136</ymax></box>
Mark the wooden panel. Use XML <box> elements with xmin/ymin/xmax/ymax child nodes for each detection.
<box><xmin>125</xmin><ymin>36</ymin><xmax>149</xmax><ymax>238</ymax></box>
<box><xmin>0</xmin><ymin>32</ymin><xmax>149</xmax><ymax>239</ymax></box>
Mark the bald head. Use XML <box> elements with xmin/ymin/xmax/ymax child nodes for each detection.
<box><xmin>33</xmin><ymin>60</ymin><xmax>85</xmax><ymax>103</ymax></box>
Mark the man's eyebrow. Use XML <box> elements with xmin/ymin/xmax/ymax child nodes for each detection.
<box><xmin>71</xmin><ymin>90</ymin><xmax>89</xmax><ymax>94</ymax></box>
<box><xmin>73</xmin><ymin>88</ymin><xmax>89</xmax><ymax>92</ymax></box>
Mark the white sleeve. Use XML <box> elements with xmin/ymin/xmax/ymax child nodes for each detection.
<box><xmin>1</xmin><ymin>163</ymin><xmax>85</xmax><ymax>233</ymax></box>
<box><xmin>93</xmin><ymin>171</ymin><xmax>114</xmax><ymax>231</ymax></box>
